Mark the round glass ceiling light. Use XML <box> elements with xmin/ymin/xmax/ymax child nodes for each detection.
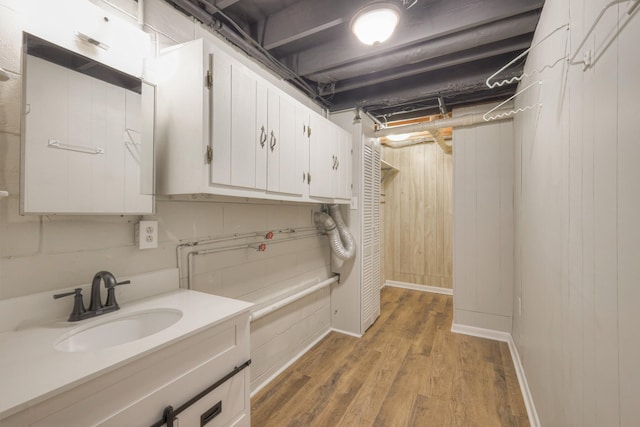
<box><xmin>351</xmin><ymin>2</ymin><xmax>401</xmax><ymax>46</ymax></box>
<box><xmin>386</xmin><ymin>132</ymin><xmax>413</xmax><ymax>142</ymax></box>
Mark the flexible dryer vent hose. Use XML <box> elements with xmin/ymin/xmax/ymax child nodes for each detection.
<box><xmin>314</xmin><ymin>204</ymin><xmax>356</xmax><ymax>261</ymax></box>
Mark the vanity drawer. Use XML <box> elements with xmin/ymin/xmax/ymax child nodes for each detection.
<box><xmin>105</xmin><ymin>367</ymin><xmax>249</xmax><ymax>427</ymax></box>
<box><xmin>174</xmin><ymin>370</ymin><xmax>250</xmax><ymax>427</ymax></box>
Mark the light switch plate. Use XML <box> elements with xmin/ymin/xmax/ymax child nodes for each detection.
<box><xmin>136</xmin><ymin>220</ymin><xmax>158</xmax><ymax>249</ymax></box>
<box><xmin>350</xmin><ymin>196</ymin><xmax>358</xmax><ymax>210</ymax></box>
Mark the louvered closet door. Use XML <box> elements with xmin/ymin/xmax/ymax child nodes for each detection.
<box><xmin>361</xmin><ymin>142</ymin><xmax>377</xmax><ymax>332</ymax></box>
<box><xmin>372</xmin><ymin>146</ymin><xmax>381</xmax><ymax>316</ymax></box>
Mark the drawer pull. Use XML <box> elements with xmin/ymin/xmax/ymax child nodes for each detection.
<box><xmin>149</xmin><ymin>359</ymin><xmax>251</xmax><ymax>427</ymax></box>
<box><xmin>201</xmin><ymin>401</ymin><xmax>222</xmax><ymax>426</ymax></box>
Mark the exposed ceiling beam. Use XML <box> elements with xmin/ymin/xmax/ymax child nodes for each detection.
<box><xmin>368</xmin><ymin>87</ymin><xmax>517</xmax><ymax>122</ymax></box>
<box><xmin>327</xmin><ymin>53</ymin><xmax>522</xmax><ymax>111</ymax></box>
<box><xmin>171</xmin><ymin>0</ymin><xmax>215</xmax><ymax>25</ymax></box>
<box><xmin>307</xmin><ymin>11</ymin><xmax>539</xmax><ymax>84</ymax></box>
<box><xmin>214</xmin><ymin>0</ymin><xmax>241</xmax><ymax>9</ymax></box>
<box><xmin>281</xmin><ymin>0</ymin><xmax>543</xmax><ymax>77</ymax></box>
<box><xmin>260</xmin><ymin>0</ymin><xmax>370</xmax><ymax>50</ymax></box>
<box><xmin>319</xmin><ymin>35</ymin><xmax>532</xmax><ymax>96</ymax></box>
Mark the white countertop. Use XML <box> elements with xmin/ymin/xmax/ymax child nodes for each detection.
<box><xmin>0</xmin><ymin>289</ymin><xmax>253</xmax><ymax>420</ymax></box>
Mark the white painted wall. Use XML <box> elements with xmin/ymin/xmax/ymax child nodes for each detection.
<box><xmin>0</xmin><ymin>0</ymin><xmax>333</xmax><ymax>394</ymax></box>
<box><xmin>512</xmin><ymin>0</ymin><xmax>640</xmax><ymax>424</ymax></box>
<box><xmin>452</xmin><ymin>105</ymin><xmax>514</xmax><ymax>333</ymax></box>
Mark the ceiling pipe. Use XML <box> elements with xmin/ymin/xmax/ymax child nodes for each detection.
<box><xmin>375</xmin><ymin>109</ymin><xmax>513</xmax><ymax>138</ymax></box>
<box><xmin>378</xmin><ymin>108</ymin><xmax>513</xmax><ymax>153</ymax></box>
<box><xmin>382</xmin><ymin>136</ymin><xmax>436</xmax><ymax>148</ymax></box>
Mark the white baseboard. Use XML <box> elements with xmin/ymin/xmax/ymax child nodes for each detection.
<box><xmin>451</xmin><ymin>323</ymin><xmax>540</xmax><ymax>427</ymax></box>
<box><xmin>385</xmin><ymin>280</ymin><xmax>453</xmax><ymax>296</ymax></box>
<box><xmin>506</xmin><ymin>334</ymin><xmax>540</xmax><ymax>427</ymax></box>
<box><xmin>450</xmin><ymin>323</ymin><xmax>511</xmax><ymax>342</ymax></box>
<box><xmin>331</xmin><ymin>327</ymin><xmax>363</xmax><ymax>338</ymax></box>
<box><xmin>250</xmin><ymin>327</ymin><xmax>332</xmax><ymax>397</ymax></box>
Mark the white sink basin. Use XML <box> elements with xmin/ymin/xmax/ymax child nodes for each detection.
<box><xmin>54</xmin><ymin>308</ymin><xmax>183</xmax><ymax>352</ymax></box>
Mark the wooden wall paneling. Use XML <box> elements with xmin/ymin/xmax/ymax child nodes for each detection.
<box><xmin>250</xmin><ymin>289</ymin><xmax>331</xmax><ymax>389</ymax></box>
<box><xmin>443</xmin><ymin>153</ymin><xmax>453</xmax><ymax>287</ymax></box>
<box><xmin>452</xmin><ymin>131</ymin><xmax>464</xmax><ymax>304</ymax></box>
<box><xmin>511</xmin><ymin>0</ymin><xmax>640</xmax><ymax>423</ymax></box>
<box><xmin>424</xmin><ymin>143</ymin><xmax>437</xmax><ymax>280</ymax></box>
<box><xmin>435</xmin><ymin>144</ymin><xmax>445</xmax><ymax>282</ymax></box>
<box><xmin>573</xmin><ymin>0</ymin><xmax>598</xmax><ymax>423</ymax></box>
<box><xmin>452</xmin><ymin>106</ymin><xmax>514</xmax><ymax>332</ymax></box>
<box><xmin>617</xmin><ymin>5</ymin><xmax>640</xmax><ymax>424</ymax></box>
<box><xmin>383</xmin><ymin>142</ymin><xmax>453</xmax><ymax>289</ymax></box>
<box><xmin>498</xmin><ymin>121</ymin><xmax>514</xmax><ymax>318</ymax></box>
<box><xmin>566</xmin><ymin>1</ymin><xmax>585</xmax><ymax>422</ymax></box>
<box><xmin>591</xmin><ymin>0</ymin><xmax>620</xmax><ymax>423</ymax></box>
<box><xmin>383</xmin><ymin>147</ymin><xmax>399</xmax><ymax>285</ymax></box>
<box><xmin>475</xmin><ymin>122</ymin><xmax>502</xmax><ymax>315</ymax></box>
<box><xmin>455</xmin><ymin>128</ymin><xmax>469</xmax><ymax>304</ymax></box>
<box><xmin>458</xmin><ymin>125</ymin><xmax>478</xmax><ymax>310</ymax></box>
<box><xmin>399</xmin><ymin>144</ymin><xmax>426</xmax><ymax>278</ymax></box>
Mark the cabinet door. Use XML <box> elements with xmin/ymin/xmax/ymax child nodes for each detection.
<box><xmin>23</xmin><ymin>55</ymin><xmax>135</xmax><ymax>214</ymax></box>
<box><xmin>266</xmin><ymin>86</ymin><xmax>280</xmax><ymax>192</ymax></box>
<box><xmin>230</xmin><ymin>64</ymin><xmax>258</xmax><ymax>189</ymax></box>
<box><xmin>309</xmin><ymin>113</ymin><xmax>336</xmax><ymax>199</ymax></box>
<box><xmin>295</xmin><ymin>105</ymin><xmax>311</xmax><ymax>198</ymax></box>
<box><xmin>336</xmin><ymin>129</ymin><xmax>353</xmax><ymax>200</ymax></box>
<box><xmin>255</xmin><ymin>79</ymin><xmax>268</xmax><ymax>190</ymax></box>
<box><xmin>210</xmin><ymin>50</ymin><xmax>232</xmax><ymax>186</ymax></box>
<box><xmin>277</xmin><ymin>95</ymin><xmax>300</xmax><ymax>195</ymax></box>
<box><xmin>124</xmin><ymin>88</ymin><xmax>154</xmax><ymax>213</ymax></box>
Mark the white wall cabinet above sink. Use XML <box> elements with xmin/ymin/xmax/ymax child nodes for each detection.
<box><xmin>21</xmin><ymin>34</ymin><xmax>155</xmax><ymax>215</ymax></box>
<box><xmin>156</xmin><ymin>38</ymin><xmax>351</xmax><ymax>204</ymax></box>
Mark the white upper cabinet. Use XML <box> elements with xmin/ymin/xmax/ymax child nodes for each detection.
<box><xmin>337</xmin><ymin>128</ymin><xmax>353</xmax><ymax>200</ymax></box>
<box><xmin>273</xmin><ymin>92</ymin><xmax>302</xmax><ymax>196</ymax></box>
<box><xmin>156</xmin><ymin>38</ymin><xmax>212</xmax><ymax>195</ymax></box>
<box><xmin>229</xmin><ymin>61</ymin><xmax>260</xmax><ymax>190</ymax></box>
<box><xmin>295</xmin><ymin>106</ymin><xmax>311</xmax><ymax>198</ymax></box>
<box><xmin>157</xmin><ymin>38</ymin><xmax>351</xmax><ymax>204</ymax></box>
<box><xmin>309</xmin><ymin>114</ymin><xmax>335</xmax><ymax>199</ymax></box>
<box><xmin>265</xmin><ymin>84</ymin><xmax>281</xmax><ymax>192</ymax></box>
<box><xmin>21</xmin><ymin>32</ymin><xmax>154</xmax><ymax>215</ymax></box>
<box><xmin>21</xmin><ymin>0</ymin><xmax>150</xmax><ymax>79</ymax></box>
<box><xmin>309</xmin><ymin>111</ymin><xmax>352</xmax><ymax>201</ymax></box>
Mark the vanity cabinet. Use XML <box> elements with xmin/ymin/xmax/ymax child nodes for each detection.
<box><xmin>156</xmin><ymin>38</ymin><xmax>350</xmax><ymax>203</ymax></box>
<box><xmin>1</xmin><ymin>310</ymin><xmax>251</xmax><ymax>427</ymax></box>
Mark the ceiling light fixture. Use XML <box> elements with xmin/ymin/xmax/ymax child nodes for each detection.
<box><xmin>386</xmin><ymin>132</ymin><xmax>413</xmax><ymax>142</ymax></box>
<box><xmin>351</xmin><ymin>2</ymin><xmax>401</xmax><ymax>46</ymax></box>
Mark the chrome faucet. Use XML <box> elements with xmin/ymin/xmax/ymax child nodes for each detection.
<box><xmin>54</xmin><ymin>271</ymin><xmax>130</xmax><ymax>322</ymax></box>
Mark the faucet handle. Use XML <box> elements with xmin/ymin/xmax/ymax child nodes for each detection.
<box><xmin>53</xmin><ymin>288</ymin><xmax>86</xmax><ymax>322</ymax></box>
<box><xmin>105</xmin><ymin>280</ymin><xmax>130</xmax><ymax>308</ymax></box>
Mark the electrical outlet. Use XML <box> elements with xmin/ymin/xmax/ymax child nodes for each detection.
<box><xmin>136</xmin><ymin>220</ymin><xmax>158</xmax><ymax>249</ymax></box>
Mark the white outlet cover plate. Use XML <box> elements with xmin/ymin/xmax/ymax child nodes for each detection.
<box><xmin>138</xmin><ymin>220</ymin><xmax>158</xmax><ymax>249</ymax></box>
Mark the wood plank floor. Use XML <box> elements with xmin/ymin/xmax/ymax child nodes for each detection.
<box><xmin>251</xmin><ymin>287</ymin><xmax>529</xmax><ymax>427</ymax></box>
